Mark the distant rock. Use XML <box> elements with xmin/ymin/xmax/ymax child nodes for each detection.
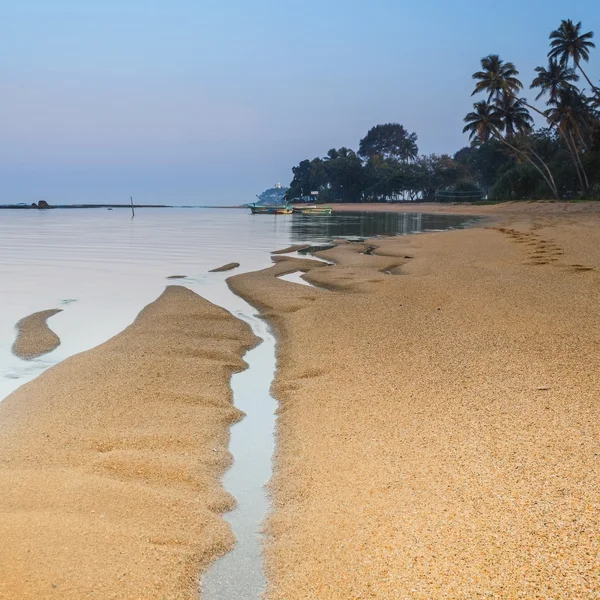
<box><xmin>31</xmin><ymin>200</ymin><xmax>51</xmax><ymax>209</ymax></box>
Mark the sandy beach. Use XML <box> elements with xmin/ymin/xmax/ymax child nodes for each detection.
<box><xmin>0</xmin><ymin>286</ymin><xmax>256</xmax><ymax>599</ymax></box>
<box><xmin>3</xmin><ymin>202</ymin><xmax>600</xmax><ymax>598</ymax></box>
<box><xmin>12</xmin><ymin>309</ymin><xmax>63</xmax><ymax>360</ymax></box>
<box><xmin>228</xmin><ymin>201</ymin><xmax>600</xmax><ymax>598</ymax></box>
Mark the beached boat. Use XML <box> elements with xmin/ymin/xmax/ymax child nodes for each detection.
<box><xmin>292</xmin><ymin>205</ymin><xmax>333</xmax><ymax>215</ymax></box>
<box><xmin>249</xmin><ymin>204</ymin><xmax>293</xmax><ymax>215</ymax></box>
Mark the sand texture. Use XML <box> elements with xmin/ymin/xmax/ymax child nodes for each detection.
<box><xmin>228</xmin><ymin>204</ymin><xmax>600</xmax><ymax>599</ymax></box>
<box><xmin>209</xmin><ymin>263</ymin><xmax>240</xmax><ymax>272</ymax></box>
<box><xmin>0</xmin><ymin>286</ymin><xmax>257</xmax><ymax>600</ymax></box>
<box><xmin>12</xmin><ymin>308</ymin><xmax>63</xmax><ymax>360</ymax></box>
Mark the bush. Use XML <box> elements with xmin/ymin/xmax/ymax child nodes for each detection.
<box><xmin>488</xmin><ymin>164</ymin><xmax>552</xmax><ymax>201</ymax></box>
<box><xmin>587</xmin><ymin>183</ymin><xmax>600</xmax><ymax>201</ymax></box>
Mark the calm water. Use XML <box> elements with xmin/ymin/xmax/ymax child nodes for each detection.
<box><xmin>0</xmin><ymin>207</ymin><xmax>473</xmax><ymax>399</ymax></box>
<box><xmin>0</xmin><ymin>206</ymin><xmax>475</xmax><ymax>599</ymax></box>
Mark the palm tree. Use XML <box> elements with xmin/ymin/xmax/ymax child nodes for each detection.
<box><xmin>463</xmin><ymin>101</ymin><xmax>559</xmax><ymax>198</ymax></box>
<box><xmin>545</xmin><ymin>88</ymin><xmax>593</xmax><ymax>190</ymax></box>
<box><xmin>495</xmin><ymin>96</ymin><xmax>533</xmax><ymax>138</ymax></box>
<box><xmin>548</xmin><ymin>19</ymin><xmax>597</xmax><ymax>92</ymax></box>
<box><xmin>531</xmin><ymin>59</ymin><xmax>580</xmax><ymax>104</ymax></box>
<box><xmin>401</xmin><ymin>133</ymin><xmax>419</xmax><ymax>163</ymax></box>
<box><xmin>589</xmin><ymin>91</ymin><xmax>600</xmax><ymax>118</ymax></box>
<box><xmin>547</xmin><ymin>88</ymin><xmax>595</xmax><ymax>136</ymax></box>
<box><xmin>472</xmin><ymin>55</ymin><xmax>523</xmax><ymax>102</ymax></box>
<box><xmin>463</xmin><ymin>101</ymin><xmax>504</xmax><ymax>142</ymax></box>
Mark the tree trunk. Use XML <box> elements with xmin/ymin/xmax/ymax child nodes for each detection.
<box><xmin>492</xmin><ymin>131</ymin><xmax>560</xmax><ymax>199</ymax></box>
<box><xmin>568</xmin><ymin>128</ymin><xmax>590</xmax><ymax>191</ymax></box>
<box><xmin>517</xmin><ymin>137</ymin><xmax>561</xmax><ymax>198</ymax></box>
<box><xmin>564</xmin><ymin>129</ymin><xmax>587</xmax><ymax>191</ymax></box>
<box><xmin>576</xmin><ymin>60</ymin><xmax>599</xmax><ymax>93</ymax></box>
<box><xmin>521</xmin><ymin>98</ymin><xmax>588</xmax><ymax>191</ymax></box>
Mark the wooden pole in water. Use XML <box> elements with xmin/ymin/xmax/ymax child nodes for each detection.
<box><xmin>130</xmin><ymin>196</ymin><xmax>135</xmax><ymax>218</ymax></box>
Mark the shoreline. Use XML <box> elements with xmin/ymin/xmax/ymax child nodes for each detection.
<box><xmin>0</xmin><ymin>204</ymin><xmax>171</xmax><ymax>210</ymax></box>
<box><xmin>330</xmin><ymin>200</ymin><xmax>600</xmax><ymax>217</ymax></box>
<box><xmin>228</xmin><ymin>204</ymin><xmax>600</xmax><ymax>598</ymax></box>
<box><xmin>0</xmin><ymin>286</ymin><xmax>257</xmax><ymax>599</ymax></box>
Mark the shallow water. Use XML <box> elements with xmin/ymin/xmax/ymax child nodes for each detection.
<box><xmin>0</xmin><ymin>207</ymin><xmax>472</xmax><ymax>399</ymax></box>
<box><xmin>0</xmin><ymin>206</ymin><xmax>474</xmax><ymax>598</ymax></box>
<box><xmin>277</xmin><ymin>271</ymin><xmax>314</xmax><ymax>286</ymax></box>
<box><xmin>201</xmin><ymin>311</ymin><xmax>275</xmax><ymax>598</ymax></box>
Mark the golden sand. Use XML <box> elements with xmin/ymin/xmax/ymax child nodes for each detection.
<box><xmin>209</xmin><ymin>263</ymin><xmax>240</xmax><ymax>273</ymax></box>
<box><xmin>0</xmin><ymin>286</ymin><xmax>257</xmax><ymax>600</ymax></box>
<box><xmin>228</xmin><ymin>202</ymin><xmax>600</xmax><ymax>599</ymax></box>
<box><xmin>12</xmin><ymin>308</ymin><xmax>62</xmax><ymax>360</ymax></box>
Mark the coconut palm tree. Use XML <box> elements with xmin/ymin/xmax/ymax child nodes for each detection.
<box><xmin>589</xmin><ymin>92</ymin><xmax>600</xmax><ymax>118</ymax></box>
<box><xmin>472</xmin><ymin>55</ymin><xmax>523</xmax><ymax>102</ymax></box>
<box><xmin>401</xmin><ymin>133</ymin><xmax>419</xmax><ymax>163</ymax></box>
<box><xmin>464</xmin><ymin>101</ymin><xmax>559</xmax><ymax>198</ymax></box>
<box><xmin>548</xmin><ymin>19</ymin><xmax>597</xmax><ymax>92</ymax></box>
<box><xmin>463</xmin><ymin>101</ymin><xmax>504</xmax><ymax>142</ymax></box>
<box><xmin>545</xmin><ymin>88</ymin><xmax>593</xmax><ymax>190</ymax></box>
<box><xmin>546</xmin><ymin>88</ymin><xmax>595</xmax><ymax>136</ymax></box>
<box><xmin>495</xmin><ymin>96</ymin><xmax>534</xmax><ymax>138</ymax></box>
<box><xmin>531</xmin><ymin>59</ymin><xmax>580</xmax><ymax>104</ymax></box>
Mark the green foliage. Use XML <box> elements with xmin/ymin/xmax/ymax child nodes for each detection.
<box><xmin>284</xmin><ymin>21</ymin><xmax>600</xmax><ymax>205</ymax></box>
<box><xmin>454</xmin><ymin>140</ymin><xmax>512</xmax><ymax>192</ymax></box>
<box><xmin>471</xmin><ymin>55</ymin><xmax>523</xmax><ymax>103</ymax></box>
<box><xmin>489</xmin><ymin>164</ymin><xmax>551</xmax><ymax>201</ymax></box>
<box><xmin>358</xmin><ymin>124</ymin><xmax>418</xmax><ymax>162</ymax></box>
<box><xmin>549</xmin><ymin>20</ymin><xmax>595</xmax><ymax>69</ymax></box>
<box><xmin>465</xmin><ymin>19</ymin><xmax>600</xmax><ymax>200</ymax></box>
<box><xmin>588</xmin><ymin>183</ymin><xmax>600</xmax><ymax>201</ymax></box>
<box><xmin>530</xmin><ymin>59</ymin><xmax>579</xmax><ymax>103</ymax></box>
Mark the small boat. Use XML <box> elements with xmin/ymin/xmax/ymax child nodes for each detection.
<box><xmin>292</xmin><ymin>205</ymin><xmax>332</xmax><ymax>215</ymax></box>
<box><xmin>249</xmin><ymin>203</ymin><xmax>293</xmax><ymax>215</ymax></box>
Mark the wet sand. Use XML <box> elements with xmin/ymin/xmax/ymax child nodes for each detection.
<box><xmin>229</xmin><ymin>202</ymin><xmax>600</xmax><ymax>598</ymax></box>
<box><xmin>209</xmin><ymin>263</ymin><xmax>240</xmax><ymax>273</ymax></box>
<box><xmin>12</xmin><ymin>308</ymin><xmax>62</xmax><ymax>360</ymax></box>
<box><xmin>0</xmin><ymin>286</ymin><xmax>257</xmax><ymax>600</ymax></box>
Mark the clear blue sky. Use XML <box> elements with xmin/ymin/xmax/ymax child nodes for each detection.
<box><xmin>1</xmin><ymin>0</ymin><xmax>599</xmax><ymax>205</ymax></box>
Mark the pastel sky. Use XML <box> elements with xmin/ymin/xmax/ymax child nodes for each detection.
<box><xmin>2</xmin><ymin>0</ymin><xmax>599</xmax><ymax>205</ymax></box>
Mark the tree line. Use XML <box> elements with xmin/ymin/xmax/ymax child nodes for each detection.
<box><xmin>285</xmin><ymin>19</ymin><xmax>600</xmax><ymax>203</ymax></box>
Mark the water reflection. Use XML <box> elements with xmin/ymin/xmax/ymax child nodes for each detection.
<box><xmin>289</xmin><ymin>211</ymin><xmax>477</xmax><ymax>242</ymax></box>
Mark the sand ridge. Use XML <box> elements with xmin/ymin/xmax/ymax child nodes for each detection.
<box><xmin>12</xmin><ymin>308</ymin><xmax>63</xmax><ymax>360</ymax></box>
<box><xmin>0</xmin><ymin>285</ymin><xmax>257</xmax><ymax>600</ymax></box>
<box><xmin>209</xmin><ymin>262</ymin><xmax>241</xmax><ymax>272</ymax></box>
<box><xmin>228</xmin><ymin>206</ymin><xmax>600</xmax><ymax>599</ymax></box>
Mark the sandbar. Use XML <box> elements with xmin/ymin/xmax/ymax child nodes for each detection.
<box><xmin>12</xmin><ymin>308</ymin><xmax>63</xmax><ymax>360</ymax></box>
<box><xmin>210</xmin><ymin>262</ymin><xmax>240</xmax><ymax>272</ymax></box>
<box><xmin>0</xmin><ymin>285</ymin><xmax>257</xmax><ymax>599</ymax></box>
